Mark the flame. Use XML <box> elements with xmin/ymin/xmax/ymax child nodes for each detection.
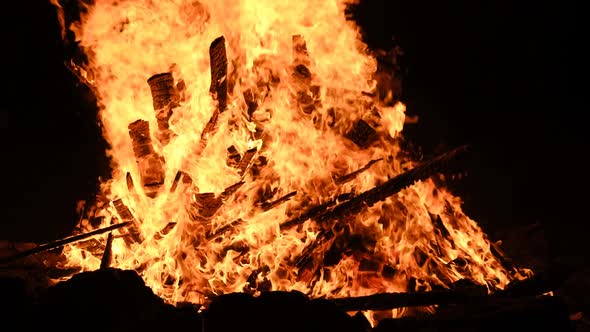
<box><xmin>51</xmin><ymin>0</ymin><xmax>530</xmax><ymax>315</ymax></box>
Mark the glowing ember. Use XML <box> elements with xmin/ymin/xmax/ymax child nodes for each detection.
<box><xmin>50</xmin><ymin>0</ymin><xmax>530</xmax><ymax>317</ymax></box>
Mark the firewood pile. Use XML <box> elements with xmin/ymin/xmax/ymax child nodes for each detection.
<box><xmin>1</xmin><ymin>32</ymin><xmax>587</xmax><ymax>331</ymax></box>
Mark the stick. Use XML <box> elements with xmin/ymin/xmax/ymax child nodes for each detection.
<box><xmin>0</xmin><ymin>222</ymin><xmax>131</xmax><ymax>265</ymax></box>
<box><xmin>99</xmin><ymin>232</ymin><xmax>114</xmax><ymax>269</ymax></box>
<box><xmin>259</xmin><ymin>191</ymin><xmax>297</xmax><ymax>211</ymax></box>
<box><xmin>335</xmin><ymin>158</ymin><xmax>383</xmax><ymax>185</ymax></box>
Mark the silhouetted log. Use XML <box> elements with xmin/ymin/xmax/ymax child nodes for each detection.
<box><xmin>99</xmin><ymin>232</ymin><xmax>114</xmax><ymax>269</ymax></box>
<box><xmin>209</xmin><ymin>36</ymin><xmax>228</xmax><ymax>112</ymax></box>
<box><xmin>128</xmin><ymin>120</ymin><xmax>166</xmax><ymax>198</ymax></box>
<box><xmin>147</xmin><ymin>72</ymin><xmax>180</xmax><ymax>144</ymax></box>
<box><xmin>169</xmin><ymin>171</ymin><xmax>192</xmax><ymax>194</ymax></box>
<box><xmin>344</xmin><ymin>119</ymin><xmax>378</xmax><ymax>148</ymax></box>
<box><xmin>335</xmin><ymin>158</ymin><xmax>383</xmax><ymax>185</ymax></box>
<box><xmin>0</xmin><ymin>222</ymin><xmax>131</xmax><ymax>265</ymax></box>
<box><xmin>327</xmin><ymin>268</ymin><xmax>565</xmax><ymax>312</ymax></box>
<box><xmin>373</xmin><ymin>296</ymin><xmax>572</xmax><ymax>332</ymax></box>
<box><xmin>169</xmin><ymin>171</ymin><xmax>183</xmax><ymax>193</ymax></box>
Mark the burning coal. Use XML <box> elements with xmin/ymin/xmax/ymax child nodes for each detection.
<box><xmin>49</xmin><ymin>0</ymin><xmax>530</xmax><ymax>319</ymax></box>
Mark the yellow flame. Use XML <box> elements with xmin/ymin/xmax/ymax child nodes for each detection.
<box><xmin>52</xmin><ymin>0</ymin><xmax>530</xmax><ymax>314</ymax></box>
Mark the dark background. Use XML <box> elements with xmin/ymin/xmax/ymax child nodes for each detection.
<box><xmin>0</xmin><ymin>1</ymin><xmax>583</xmax><ymax>267</ymax></box>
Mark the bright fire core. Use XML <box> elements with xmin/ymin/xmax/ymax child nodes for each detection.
<box><xmin>51</xmin><ymin>0</ymin><xmax>530</xmax><ymax>316</ymax></box>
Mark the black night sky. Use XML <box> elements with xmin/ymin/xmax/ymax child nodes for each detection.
<box><xmin>0</xmin><ymin>1</ymin><xmax>583</xmax><ymax>269</ymax></box>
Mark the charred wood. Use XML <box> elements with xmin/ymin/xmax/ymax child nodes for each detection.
<box><xmin>209</xmin><ymin>36</ymin><xmax>228</xmax><ymax>112</ymax></box>
<box><xmin>170</xmin><ymin>170</ymin><xmax>183</xmax><ymax>193</ymax></box>
<box><xmin>280</xmin><ymin>193</ymin><xmax>354</xmax><ymax>230</ymax></box>
<box><xmin>335</xmin><ymin>158</ymin><xmax>383</xmax><ymax>185</ymax></box>
<box><xmin>237</xmin><ymin>148</ymin><xmax>258</xmax><ymax>176</ymax></box>
<box><xmin>259</xmin><ymin>191</ymin><xmax>297</xmax><ymax>211</ymax></box>
<box><xmin>112</xmin><ymin>199</ymin><xmax>143</xmax><ymax>244</ymax></box>
<box><xmin>190</xmin><ymin>182</ymin><xmax>244</xmax><ymax>222</ymax></box>
<box><xmin>147</xmin><ymin>72</ymin><xmax>180</xmax><ymax>144</ymax></box>
<box><xmin>128</xmin><ymin>120</ymin><xmax>166</xmax><ymax>198</ymax></box>
<box><xmin>345</xmin><ymin>119</ymin><xmax>378</xmax><ymax>148</ymax></box>
<box><xmin>126</xmin><ymin>172</ymin><xmax>135</xmax><ymax>192</ymax></box>
<box><xmin>192</xmin><ymin>193</ymin><xmax>222</xmax><ymax>220</ymax></box>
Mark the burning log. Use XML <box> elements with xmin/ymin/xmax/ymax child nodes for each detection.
<box><xmin>128</xmin><ymin>120</ymin><xmax>166</xmax><ymax>198</ymax></box>
<box><xmin>237</xmin><ymin>148</ymin><xmax>258</xmax><ymax>176</ymax></box>
<box><xmin>169</xmin><ymin>171</ymin><xmax>193</xmax><ymax>194</ymax></box>
<box><xmin>316</xmin><ymin>145</ymin><xmax>470</xmax><ymax>224</ymax></box>
<box><xmin>280</xmin><ymin>193</ymin><xmax>354</xmax><ymax>230</ymax></box>
<box><xmin>335</xmin><ymin>158</ymin><xmax>383</xmax><ymax>185</ymax></box>
<box><xmin>112</xmin><ymin>199</ymin><xmax>143</xmax><ymax>244</ymax></box>
<box><xmin>147</xmin><ymin>72</ymin><xmax>180</xmax><ymax>144</ymax></box>
<box><xmin>209</xmin><ymin>36</ymin><xmax>228</xmax><ymax>112</ymax></box>
<box><xmin>169</xmin><ymin>171</ymin><xmax>183</xmax><ymax>193</ymax></box>
<box><xmin>194</xmin><ymin>36</ymin><xmax>229</xmax><ymax>154</ymax></box>
<box><xmin>226</xmin><ymin>145</ymin><xmax>241</xmax><ymax>168</ymax></box>
<box><xmin>207</xmin><ymin>219</ymin><xmax>243</xmax><ymax>240</ymax></box>
<box><xmin>189</xmin><ymin>182</ymin><xmax>244</xmax><ymax>222</ymax></box>
<box><xmin>193</xmin><ymin>193</ymin><xmax>222</xmax><ymax>220</ymax></box>
<box><xmin>259</xmin><ymin>191</ymin><xmax>297</xmax><ymax>211</ymax></box>
<box><xmin>280</xmin><ymin>145</ymin><xmax>469</xmax><ymax>230</ymax></box>
<box><xmin>325</xmin><ymin>270</ymin><xmax>565</xmax><ymax>312</ymax></box>
<box><xmin>0</xmin><ymin>222</ymin><xmax>131</xmax><ymax>265</ymax></box>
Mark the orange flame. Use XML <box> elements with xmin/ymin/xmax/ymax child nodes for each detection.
<box><xmin>51</xmin><ymin>0</ymin><xmax>530</xmax><ymax>316</ymax></box>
